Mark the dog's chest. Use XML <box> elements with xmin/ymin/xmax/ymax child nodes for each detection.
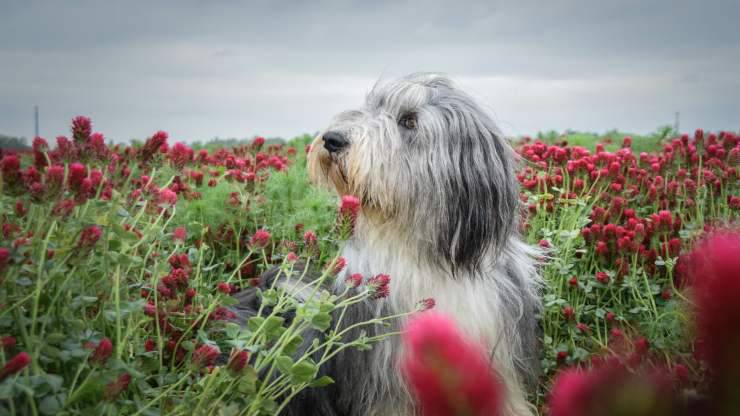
<box><xmin>339</xmin><ymin>240</ymin><xmax>505</xmax><ymax>343</ymax></box>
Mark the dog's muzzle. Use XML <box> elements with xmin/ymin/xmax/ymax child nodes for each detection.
<box><xmin>322</xmin><ymin>131</ymin><xmax>349</xmax><ymax>154</ymax></box>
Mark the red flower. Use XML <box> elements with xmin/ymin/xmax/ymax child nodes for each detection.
<box><xmin>2</xmin><ymin>335</ymin><xmax>16</xmax><ymax>349</ymax></box>
<box><xmin>687</xmin><ymin>230</ymin><xmax>740</xmax><ymax>392</ymax></box>
<box><xmin>327</xmin><ymin>256</ymin><xmax>347</xmax><ymax>275</ymax></box>
<box><xmin>303</xmin><ymin>230</ymin><xmax>317</xmax><ymax>246</ymax></box>
<box><xmin>548</xmin><ymin>364</ymin><xmax>676</xmax><ymax>416</ymax></box>
<box><xmin>227</xmin><ymin>349</ymin><xmax>250</xmax><ymax>375</ymax></box>
<box><xmin>252</xmin><ymin>136</ymin><xmax>265</xmax><ymax>149</ymax></box>
<box><xmin>158</xmin><ymin>188</ymin><xmax>178</xmax><ymax>206</ymax></box>
<box><xmin>595</xmin><ymin>271</ymin><xmax>610</xmax><ymax>284</ymax></box>
<box><xmin>285</xmin><ymin>252</ymin><xmax>299</xmax><ymax>263</ymax></box>
<box><xmin>605</xmin><ymin>311</ymin><xmax>616</xmax><ymax>323</ymax></box>
<box><xmin>345</xmin><ymin>273</ymin><xmax>363</xmax><ymax>287</ymax></box>
<box><xmin>68</xmin><ymin>162</ymin><xmax>87</xmax><ymax>191</ymax></box>
<box><xmin>104</xmin><ymin>372</ymin><xmax>131</xmax><ymax>400</ymax></box>
<box><xmin>173</xmin><ymin>226</ymin><xmax>187</xmax><ymax>243</ymax></box>
<box><xmin>192</xmin><ymin>344</ymin><xmax>220</xmax><ymax>369</ymax></box>
<box><xmin>367</xmin><ymin>273</ymin><xmax>390</xmax><ymax>299</ymax></box>
<box><xmin>71</xmin><ymin>116</ymin><xmax>92</xmax><ymax>144</ymax></box>
<box><xmin>217</xmin><ymin>282</ymin><xmax>235</xmax><ymax>295</ymax></box>
<box><xmin>0</xmin><ymin>154</ymin><xmax>21</xmax><ymax>184</ymax></box>
<box><xmin>249</xmin><ymin>229</ymin><xmax>271</xmax><ymax>248</ymax></box>
<box><xmin>419</xmin><ymin>298</ymin><xmax>436</xmax><ymax>311</ymax></box>
<box><xmin>140</xmin><ymin>131</ymin><xmax>169</xmax><ymax>162</ymax></box>
<box><xmin>79</xmin><ymin>225</ymin><xmax>102</xmax><ymax>248</ymax></box>
<box><xmin>87</xmin><ymin>132</ymin><xmax>108</xmax><ymax>160</ymax></box>
<box><xmin>0</xmin><ymin>247</ymin><xmax>9</xmax><ymax>270</ymax></box>
<box><xmin>144</xmin><ymin>339</ymin><xmax>156</xmax><ymax>352</ymax></box>
<box><xmin>562</xmin><ymin>306</ymin><xmax>575</xmax><ymax>321</ymax></box>
<box><xmin>45</xmin><ymin>165</ymin><xmax>65</xmax><ymax>190</ymax></box>
<box><xmin>401</xmin><ymin>312</ymin><xmax>503</xmax><ymax>416</ymax></box>
<box><xmin>0</xmin><ymin>351</ymin><xmax>31</xmax><ymax>380</ymax></box>
<box><xmin>634</xmin><ymin>336</ymin><xmax>649</xmax><ymax>355</ymax></box>
<box><xmin>90</xmin><ymin>337</ymin><xmax>113</xmax><ymax>364</ymax></box>
<box><xmin>339</xmin><ymin>195</ymin><xmax>361</xmax><ymax>222</ymax></box>
<box><xmin>169</xmin><ymin>142</ymin><xmax>194</xmax><ymax>168</ymax></box>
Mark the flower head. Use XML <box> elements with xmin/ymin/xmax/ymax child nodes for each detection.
<box><xmin>418</xmin><ymin>298</ymin><xmax>436</xmax><ymax>311</ymax></box>
<box><xmin>90</xmin><ymin>337</ymin><xmax>113</xmax><ymax>365</ymax></box>
<box><xmin>548</xmin><ymin>364</ymin><xmax>676</xmax><ymax>416</ymax></box>
<box><xmin>0</xmin><ymin>351</ymin><xmax>31</xmax><ymax>381</ymax></box>
<box><xmin>158</xmin><ymin>188</ymin><xmax>178</xmax><ymax>206</ymax></box>
<box><xmin>173</xmin><ymin>226</ymin><xmax>187</xmax><ymax>243</ymax></box>
<box><xmin>104</xmin><ymin>372</ymin><xmax>131</xmax><ymax>400</ymax></box>
<box><xmin>339</xmin><ymin>195</ymin><xmax>361</xmax><ymax>221</ymax></box>
<box><xmin>687</xmin><ymin>230</ymin><xmax>740</xmax><ymax>392</ymax></box>
<box><xmin>227</xmin><ymin>349</ymin><xmax>250</xmax><ymax>375</ymax></box>
<box><xmin>345</xmin><ymin>273</ymin><xmax>363</xmax><ymax>288</ymax></box>
<box><xmin>79</xmin><ymin>225</ymin><xmax>102</xmax><ymax>248</ymax></box>
<box><xmin>250</xmin><ymin>229</ymin><xmax>271</xmax><ymax>248</ymax></box>
<box><xmin>71</xmin><ymin>116</ymin><xmax>92</xmax><ymax>144</ymax></box>
<box><xmin>68</xmin><ymin>162</ymin><xmax>87</xmax><ymax>190</ymax></box>
<box><xmin>401</xmin><ymin>312</ymin><xmax>503</xmax><ymax>416</ymax></box>
<box><xmin>192</xmin><ymin>344</ymin><xmax>220</xmax><ymax>369</ymax></box>
<box><xmin>367</xmin><ymin>273</ymin><xmax>391</xmax><ymax>299</ymax></box>
<box><xmin>303</xmin><ymin>230</ymin><xmax>317</xmax><ymax>246</ymax></box>
<box><xmin>252</xmin><ymin>136</ymin><xmax>265</xmax><ymax>149</ymax></box>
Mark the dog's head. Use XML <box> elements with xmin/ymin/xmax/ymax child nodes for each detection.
<box><xmin>308</xmin><ymin>73</ymin><xmax>519</xmax><ymax>271</ymax></box>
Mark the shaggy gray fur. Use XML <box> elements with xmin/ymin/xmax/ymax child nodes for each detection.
<box><xmin>233</xmin><ymin>73</ymin><xmax>542</xmax><ymax>416</ymax></box>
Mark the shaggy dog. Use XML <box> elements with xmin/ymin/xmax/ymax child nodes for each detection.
<box><xmin>236</xmin><ymin>73</ymin><xmax>541</xmax><ymax>416</ymax></box>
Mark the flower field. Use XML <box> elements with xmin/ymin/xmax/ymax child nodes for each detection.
<box><xmin>0</xmin><ymin>117</ymin><xmax>738</xmax><ymax>415</ymax></box>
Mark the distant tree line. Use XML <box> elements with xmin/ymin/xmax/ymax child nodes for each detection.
<box><xmin>0</xmin><ymin>134</ymin><xmax>31</xmax><ymax>151</ymax></box>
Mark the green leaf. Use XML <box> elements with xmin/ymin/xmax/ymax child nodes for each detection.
<box><xmin>309</xmin><ymin>376</ymin><xmax>334</xmax><ymax>388</ymax></box>
<box><xmin>39</xmin><ymin>394</ymin><xmax>65</xmax><ymax>416</ymax></box>
<box><xmin>264</xmin><ymin>316</ymin><xmax>285</xmax><ymax>333</ymax></box>
<box><xmin>261</xmin><ymin>289</ymin><xmax>279</xmax><ymax>306</ymax></box>
<box><xmin>310</xmin><ymin>312</ymin><xmax>332</xmax><ymax>332</ymax></box>
<box><xmin>247</xmin><ymin>316</ymin><xmax>265</xmax><ymax>333</ymax></box>
<box><xmin>276</xmin><ymin>356</ymin><xmax>294</xmax><ymax>375</ymax></box>
<box><xmin>283</xmin><ymin>334</ymin><xmax>304</xmax><ymax>356</ymax></box>
<box><xmin>290</xmin><ymin>359</ymin><xmax>318</xmax><ymax>385</ymax></box>
<box><xmin>236</xmin><ymin>367</ymin><xmax>258</xmax><ymax>394</ymax></box>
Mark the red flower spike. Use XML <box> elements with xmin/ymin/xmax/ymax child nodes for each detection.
<box><xmin>367</xmin><ymin>273</ymin><xmax>391</xmax><ymax>299</ymax></box>
<box><xmin>192</xmin><ymin>344</ymin><xmax>220</xmax><ymax>369</ymax></box>
<box><xmin>250</xmin><ymin>229</ymin><xmax>271</xmax><ymax>248</ymax></box>
<box><xmin>345</xmin><ymin>273</ymin><xmax>363</xmax><ymax>288</ymax></box>
<box><xmin>104</xmin><ymin>372</ymin><xmax>131</xmax><ymax>400</ymax></box>
<box><xmin>687</xmin><ymin>230</ymin><xmax>740</xmax><ymax>403</ymax></box>
<box><xmin>173</xmin><ymin>226</ymin><xmax>187</xmax><ymax>243</ymax></box>
<box><xmin>401</xmin><ymin>312</ymin><xmax>503</xmax><ymax>416</ymax></box>
<box><xmin>419</xmin><ymin>298</ymin><xmax>436</xmax><ymax>311</ymax></box>
<box><xmin>227</xmin><ymin>349</ymin><xmax>250</xmax><ymax>375</ymax></box>
<box><xmin>0</xmin><ymin>351</ymin><xmax>31</xmax><ymax>380</ymax></box>
<box><xmin>90</xmin><ymin>337</ymin><xmax>113</xmax><ymax>365</ymax></box>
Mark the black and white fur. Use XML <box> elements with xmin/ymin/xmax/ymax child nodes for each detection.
<box><xmin>236</xmin><ymin>73</ymin><xmax>542</xmax><ymax>416</ymax></box>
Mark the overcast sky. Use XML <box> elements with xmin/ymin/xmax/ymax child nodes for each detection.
<box><xmin>2</xmin><ymin>0</ymin><xmax>738</xmax><ymax>143</ymax></box>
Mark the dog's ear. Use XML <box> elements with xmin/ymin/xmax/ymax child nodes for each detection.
<box><xmin>435</xmin><ymin>99</ymin><xmax>519</xmax><ymax>272</ymax></box>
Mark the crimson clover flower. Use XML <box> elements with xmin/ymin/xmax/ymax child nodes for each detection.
<box><xmin>0</xmin><ymin>351</ymin><xmax>31</xmax><ymax>381</ymax></box>
<box><xmin>401</xmin><ymin>312</ymin><xmax>503</xmax><ymax>416</ymax></box>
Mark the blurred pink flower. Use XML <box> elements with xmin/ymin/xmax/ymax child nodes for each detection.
<box><xmin>401</xmin><ymin>312</ymin><xmax>503</xmax><ymax>416</ymax></box>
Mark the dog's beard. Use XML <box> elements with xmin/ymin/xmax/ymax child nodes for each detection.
<box><xmin>319</xmin><ymin>153</ymin><xmax>351</xmax><ymax>196</ymax></box>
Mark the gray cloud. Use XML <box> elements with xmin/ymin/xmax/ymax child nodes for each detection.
<box><xmin>1</xmin><ymin>0</ymin><xmax>738</xmax><ymax>142</ymax></box>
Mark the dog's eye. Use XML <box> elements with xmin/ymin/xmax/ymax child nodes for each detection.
<box><xmin>399</xmin><ymin>113</ymin><xmax>417</xmax><ymax>130</ymax></box>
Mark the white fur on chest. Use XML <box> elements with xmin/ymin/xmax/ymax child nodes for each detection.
<box><xmin>334</xmin><ymin>229</ymin><xmax>537</xmax><ymax>416</ymax></box>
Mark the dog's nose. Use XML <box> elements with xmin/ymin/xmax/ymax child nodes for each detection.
<box><xmin>322</xmin><ymin>131</ymin><xmax>349</xmax><ymax>153</ymax></box>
